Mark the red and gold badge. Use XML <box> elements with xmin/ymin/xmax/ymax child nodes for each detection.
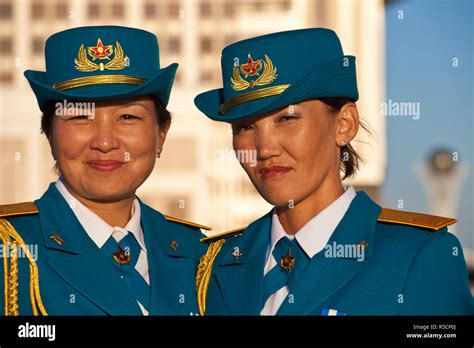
<box><xmin>75</xmin><ymin>37</ymin><xmax>129</xmax><ymax>72</ymax></box>
<box><xmin>231</xmin><ymin>53</ymin><xmax>277</xmax><ymax>91</ymax></box>
<box><xmin>88</xmin><ymin>38</ymin><xmax>113</xmax><ymax>60</ymax></box>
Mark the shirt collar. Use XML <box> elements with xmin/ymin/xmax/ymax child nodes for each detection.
<box><xmin>270</xmin><ymin>186</ymin><xmax>357</xmax><ymax>258</ymax></box>
<box><xmin>55</xmin><ymin>177</ymin><xmax>146</xmax><ymax>251</ymax></box>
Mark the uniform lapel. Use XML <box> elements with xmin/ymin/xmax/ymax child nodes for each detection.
<box><xmin>35</xmin><ymin>183</ymin><xmax>142</xmax><ymax>315</ymax></box>
<box><xmin>213</xmin><ymin>212</ymin><xmax>272</xmax><ymax>315</ymax></box>
<box><xmin>277</xmin><ymin>191</ymin><xmax>381</xmax><ymax>315</ymax></box>
<box><xmin>139</xmin><ymin>201</ymin><xmax>199</xmax><ymax>315</ymax></box>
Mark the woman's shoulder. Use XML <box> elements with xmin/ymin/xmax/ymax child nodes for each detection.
<box><xmin>0</xmin><ymin>201</ymin><xmax>40</xmax><ymax>227</ymax></box>
<box><xmin>374</xmin><ymin>207</ymin><xmax>463</xmax><ymax>261</ymax></box>
<box><xmin>200</xmin><ymin>226</ymin><xmax>247</xmax><ymax>245</ymax></box>
<box><xmin>0</xmin><ymin>201</ymin><xmax>42</xmax><ymax>247</ymax></box>
<box><xmin>0</xmin><ymin>201</ymin><xmax>39</xmax><ymax>218</ymax></box>
<box><xmin>377</xmin><ymin>207</ymin><xmax>457</xmax><ymax>233</ymax></box>
<box><xmin>199</xmin><ymin>210</ymin><xmax>272</xmax><ymax>246</ymax></box>
<box><xmin>375</xmin><ymin>207</ymin><xmax>457</xmax><ymax>241</ymax></box>
<box><xmin>162</xmin><ymin>214</ymin><xmax>212</xmax><ymax>232</ymax></box>
<box><xmin>138</xmin><ymin>201</ymin><xmax>212</xmax><ymax>244</ymax></box>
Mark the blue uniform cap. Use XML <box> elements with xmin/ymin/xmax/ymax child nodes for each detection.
<box><xmin>194</xmin><ymin>28</ymin><xmax>358</xmax><ymax>122</ymax></box>
<box><xmin>24</xmin><ymin>25</ymin><xmax>178</xmax><ymax>111</ymax></box>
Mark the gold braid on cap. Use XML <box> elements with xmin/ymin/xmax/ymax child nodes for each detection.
<box><xmin>196</xmin><ymin>239</ymin><xmax>225</xmax><ymax>316</ymax></box>
<box><xmin>220</xmin><ymin>84</ymin><xmax>290</xmax><ymax>114</ymax></box>
<box><xmin>0</xmin><ymin>218</ymin><xmax>47</xmax><ymax>316</ymax></box>
<box><xmin>52</xmin><ymin>75</ymin><xmax>146</xmax><ymax>91</ymax></box>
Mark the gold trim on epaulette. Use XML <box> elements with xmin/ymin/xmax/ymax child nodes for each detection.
<box><xmin>200</xmin><ymin>226</ymin><xmax>246</xmax><ymax>243</ymax></box>
<box><xmin>378</xmin><ymin>208</ymin><xmax>457</xmax><ymax>231</ymax></box>
<box><xmin>196</xmin><ymin>239</ymin><xmax>225</xmax><ymax>316</ymax></box>
<box><xmin>0</xmin><ymin>202</ymin><xmax>38</xmax><ymax>218</ymax></box>
<box><xmin>0</xmin><ymin>218</ymin><xmax>47</xmax><ymax>315</ymax></box>
<box><xmin>164</xmin><ymin>215</ymin><xmax>212</xmax><ymax>231</ymax></box>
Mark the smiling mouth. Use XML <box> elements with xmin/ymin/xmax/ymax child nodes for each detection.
<box><xmin>87</xmin><ymin>160</ymin><xmax>124</xmax><ymax>172</ymax></box>
<box><xmin>258</xmin><ymin>166</ymin><xmax>291</xmax><ymax>180</ymax></box>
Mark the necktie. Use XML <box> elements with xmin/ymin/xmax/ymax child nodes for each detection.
<box><xmin>262</xmin><ymin>236</ymin><xmax>310</xmax><ymax>307</ymax></box>
<box><xmin>101</xmin><ymin>232</ymin><xmax>150</xmax><ymax>311</ymax></box>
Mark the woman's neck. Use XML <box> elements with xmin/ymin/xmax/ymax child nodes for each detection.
<box><xmin>63</xmin><ymin>183</ymin><xmax>135</xmax><ymax>228</ymax></box>
<box><xmin>276</xmin><ymin>177</ymin><xmax>345</xmax><ymax>236</ymax></box>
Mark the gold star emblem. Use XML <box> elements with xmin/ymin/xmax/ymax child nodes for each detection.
<box><xmin>88</xmin><ymin>38</ymin><xmax>113</xmax><ymax>60</ymax></box>
<box><xmin>240</xmin><ymin>54</ymin><xmax>262</xmax><ymax>77</ymax></box>
<box><xmin>112</xmin><ymin>244</ymin><xmax>131</xmax><ymax>266</ymax></box>
<box><xmin>280</xmin><ymin>248</ymin><xmax>296</xmax><ymax>272</ymax></box>
<box><xmin>170</xmin><ymin>240</ymin><xmax>179</xmax><ymax>250</ymax></box>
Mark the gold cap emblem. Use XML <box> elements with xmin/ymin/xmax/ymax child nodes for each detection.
<box><xmin>231</xmin><ymin>54</ymin><xmax>277</xmax><ymax>91</ymax></box>
<box><xmin>75</xmin><ymin>38</ymin><xmax>129</xmax><ymax>72</ymax></box>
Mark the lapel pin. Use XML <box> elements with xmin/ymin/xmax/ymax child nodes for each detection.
<box><xmin>112</xmin><ymin>244</ymin><xmax>131</xmax><ymax>266</ymax></box>
<box><xmin>232</xmin><ymin>247</ymin><xmax>242</xmax><ymax>259</ymax></box>
<box><xmin>280</xmin><ymin>248</ymin><xmax>296</xmax><ymax>272</ymax></box>
<box><xmin>170</xmin><ymin>240</ymin><xmax>179</xmax><ymax>251</ymax></box>
<box><xmin>358</xmin><ymin>240</ymin><xmax>368</xmax><ymax>248</ymax></box>
<box><xmin>50</xmin><ymin>234</ymin><xmax>64</xmax><ymax>245</ymax></box>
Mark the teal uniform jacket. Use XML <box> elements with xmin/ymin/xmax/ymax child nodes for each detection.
<box><xmin>0</xmin><ymin>183</ymin><xmax>208</xmax><ymax>315</ymax></box>
<box><xmin>202</xmin><ymin>191</ymin><xmax>474</xmax><ymax>315</ymax></box>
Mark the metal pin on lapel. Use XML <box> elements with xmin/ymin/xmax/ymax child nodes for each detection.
<box><xmin>232</xmin><ymin>247</ymin><xmax>242</xmax><ymax>259</ymax></box>
<box><xmin>280</xmin><ymin>248</ymin><xmax>296</xmax><ymax>272</ymax></box>
<box><xmin>50</xmin><ymin>234</ymin><xmax>64</xmax><ymax>245</ymax></box>
<box><xmin>112</xmin><ymin>244</ymin><xmax>131</xmax><ymax>267</ymax></box>
<box><xmin>170</xmin><ymin>240</ymin><xmax>179</xmax><ymax>251</ymax></box>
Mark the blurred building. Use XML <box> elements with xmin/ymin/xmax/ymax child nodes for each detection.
<box><xmin>0</xmin><ymin>0</ymin><xmax>386</xmax><ymax>234</ymax></box>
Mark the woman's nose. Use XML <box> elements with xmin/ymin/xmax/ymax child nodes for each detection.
<box><xmin>255</xmin><ymin>128</ymin><xmax>282</xmax><ymax>160</ymax></box>
<box><xmin>89</xmin><ymin>117</ymin><xmax>120</xmax><ymax>153</ymax></box>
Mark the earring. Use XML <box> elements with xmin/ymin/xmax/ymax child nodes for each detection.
<box><xmin>156</xmin><ymin>149</ymin><xmax>162</xmax><ymax>158</ymax></box>
<box><xmin>340</xmin><ymin>140</ymin><xmax>346</xmax><ymax>146</ymax></box>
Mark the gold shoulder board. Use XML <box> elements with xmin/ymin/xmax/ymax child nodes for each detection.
<box><xmin>378</xmin><ymin>208</ymin><xmax>457</xmax><ymax>231</ymax></box>
<box><xmin>164</xmin><ymin>215</ymin><xmax>212</xmax><ymax>231</ymax></box>
<box><xmin>0</xmin><ymin>202</ymin><xmax>38</xmax><ymax>218</ymax></box>
<box><xmin>200</xmin><ymin>226</ymin><xmax>246</xmax><ymax>243</ymax></box>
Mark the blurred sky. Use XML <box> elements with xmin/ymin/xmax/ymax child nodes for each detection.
<box><xmin>384</xmin><ymin>0</ymin><xmax>473</xmax><ymax>248</ymax></box>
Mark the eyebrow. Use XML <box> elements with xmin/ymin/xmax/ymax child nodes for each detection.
<box><xmin>119</xmin><ymin>101</ymin><xmax>148</xmax><ymax>107</ymax></box>
<box><xmin>277</xmin><ymin>110</ymin><xmax>302</xmax><ymax>116</ymax></box>
<box><xmin>116</xmin><ymin>101</ymin><xmax>151</xmax><ymax>112</ymax></box>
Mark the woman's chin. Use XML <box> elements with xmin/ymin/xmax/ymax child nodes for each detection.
<box><xmin>259</xmin><ymin>190</ymin><xmax>300</xmax><ymax>209</ymax></box>
<box><xmin>80</xmin><ymin>183</ymin><xmax>134</xmax><ymax>202</ymax></box>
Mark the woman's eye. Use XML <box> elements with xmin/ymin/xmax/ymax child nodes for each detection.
<box><xmin>278</xmin><ymin>115</ymin><xmax>298</xmax><ymax>122</ymax></box>
<box><xmin>119</xmin><ymin>114</ymin><xmax>139</xmax><ymax>121</ymax></box>
<box><xmin>68</xmin><ymin>115</ymin><xmax>90</xmax><ymax>120</ymax></box>
<box><xmin>234</xmin><ymin>124</ymin><xmax>253</xmax><ymax>134</ymax></box>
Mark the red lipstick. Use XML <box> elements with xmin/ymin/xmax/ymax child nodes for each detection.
<box><xmin>88</xmin><ymin>160</ymin><xmax>124</xmax><ymax>172</ymax></box>
<box><xmin>258</xmin><ymin>166</ymin><xmax>291</xmax><ymax>180</ymax></box>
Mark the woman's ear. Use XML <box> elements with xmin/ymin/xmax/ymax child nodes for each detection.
<box><xmin>156</xmin><ymin>120</ymin><xmax>171</xmax><ymax>153</ymax></box>
<box><xmin>335</xmin><ymin>102</ymin><xmax>359</xmax><ymax>146</ymax></box>
<box><xmin>47</xmin><ymin>135</ymin><xmax>56</xmax><ymax>160</ymax></box>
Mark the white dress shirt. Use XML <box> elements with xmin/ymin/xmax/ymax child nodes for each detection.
<box><xmin>55</xmin><ymin>177</ymin><xmax>150</xmax><ymax>315</ymax></box>
<box><xmin>260</xmin><ymin>186</ymin><xmax>357</xmax><ymax>315</ymax></box>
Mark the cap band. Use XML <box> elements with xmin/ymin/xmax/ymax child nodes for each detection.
<box><xmin>52</xmin><ymin>74</ymin><xmax>147</xmax><ymax>91</ymax></box>
<box><xmin>220</xmin><ymin>84</ymin><xmax>290</xmax><ymax>115</ymax></box>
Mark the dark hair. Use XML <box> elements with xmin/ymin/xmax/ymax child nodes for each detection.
<box><xmin>318</xmin><ymin>97</ymin><xmax>371</xmax><ymax>180</ymax></box>
<box><xmin>40</xmin><ymin>94</ymin><xmax>171</xmax><ymax>139</ymax></box>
